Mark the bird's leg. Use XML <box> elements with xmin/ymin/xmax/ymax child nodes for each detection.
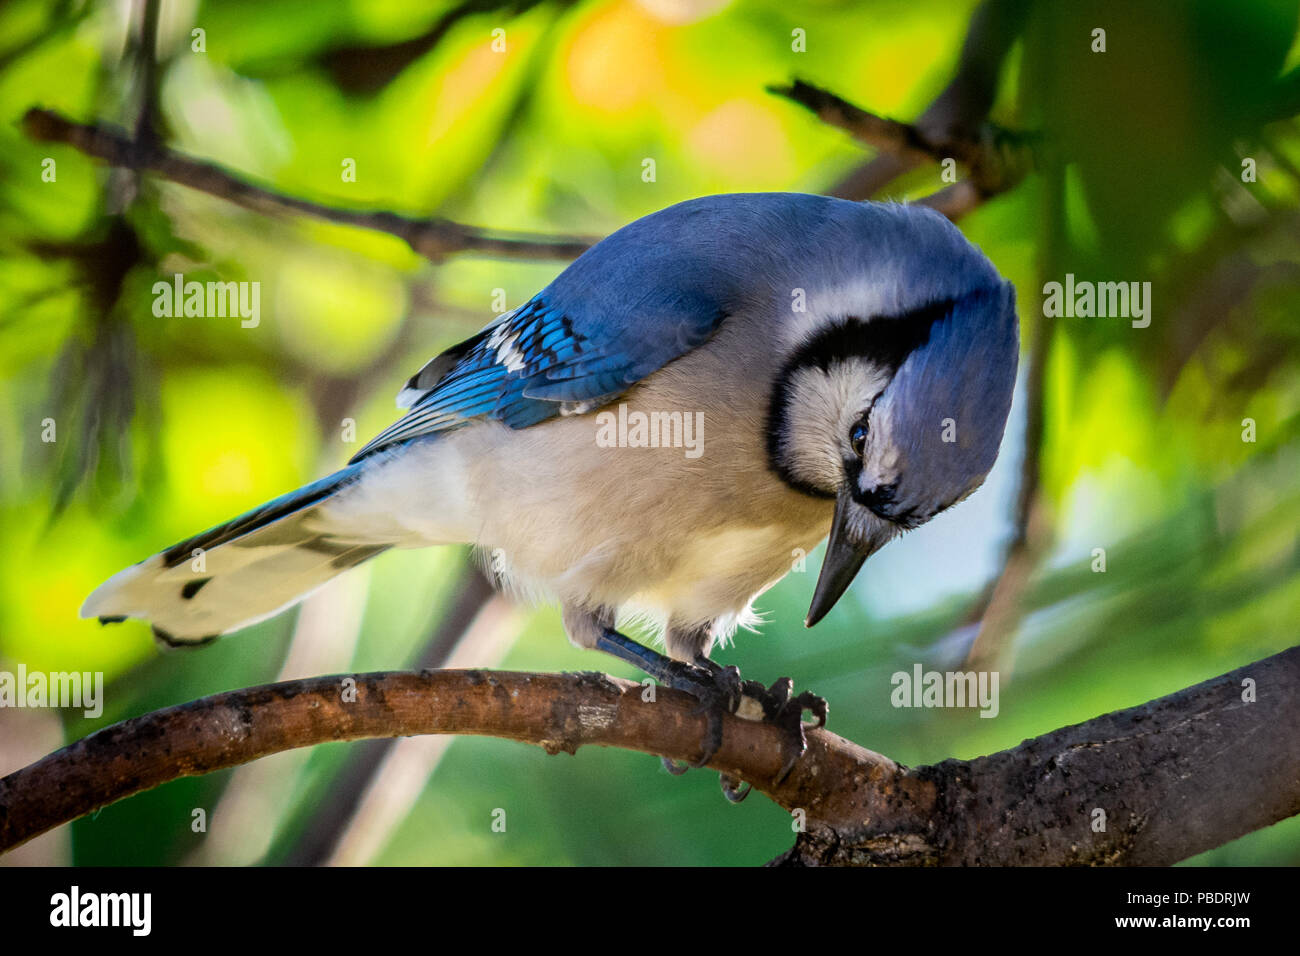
<box><xmin>592</xmin><ymin>625</ymin><xmax>827</xmax><ymax>794</ymax></box>
<box><xmin>676</xmin><ymin>633</ymin><xmax>828</xmax><ymax>788</ymax></box>
<box><xmin>593</xmin><ymin>627</ymin><xmax>741</xmax><ymax>771</ymax></box>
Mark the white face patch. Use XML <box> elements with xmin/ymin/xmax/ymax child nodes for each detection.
<box><xmin>776</xmin><ymin>357</ymin><xmax>892</xmax><ymax>492</ymax></box>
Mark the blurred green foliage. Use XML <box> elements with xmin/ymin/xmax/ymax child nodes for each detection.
<box><xmin>1</xmin><ymin>0</ymin><xmax>1298</xmax><ymax>866</ymax></box>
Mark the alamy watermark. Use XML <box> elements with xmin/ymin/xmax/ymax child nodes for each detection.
<box><xmin>0</xmin><ymin>665</ymin><xmax>103</xmax><ymax>718</ymax></box>
<box><xmin>50</xmin><ymin>886</ymin><xmax>150</xmax><ymax>936</ymax></box>
<box><xmin>595</xmin><ymin>403</ymin><xmax>704</xmax><ymax>459</ymax></box>
<box><xmin>152</xmin><ymin>273</ymin><xmax>260</xmax><ymax>328</ymax></box>
<box><xmin>891</xmin><ymin>664</ymin><xmax>999</xmax><ymax>718</ymax></box>
<box><xmin>1042</xmin><ymin>274</ymin><xmax>1151</xmax><ymax>328</ymax></box>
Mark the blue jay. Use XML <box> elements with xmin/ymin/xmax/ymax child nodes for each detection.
<box><xmin>83</xmin><ymin>193</ymin><xmax>1018</xmax><ymax>782</ymax></box>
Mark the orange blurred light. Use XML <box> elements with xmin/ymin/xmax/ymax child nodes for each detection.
<box><xmin>564</xmin><ymin>1</ymin><xmax>672</xmax><ymax>113</ymax></box>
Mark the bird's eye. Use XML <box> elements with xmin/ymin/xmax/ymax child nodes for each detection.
<box><xmin>850</xmin><ymin>422</ymin><xmax>868</xmax><ymax>458</ymax></box>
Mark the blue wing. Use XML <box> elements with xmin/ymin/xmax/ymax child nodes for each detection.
<box><xmin>349</xmin><ymin>290</ymin><xmax>727</xmax><ymax>463</ymax></box>
<box><xmin>347</xmin><ymin>192</ymin><xmax>899</xmax><ymax>464</ymax></box>
<box><xmin>344</xmin><ymin>195</ymin><xmax>807</xmax><ymax>464</ymax></box>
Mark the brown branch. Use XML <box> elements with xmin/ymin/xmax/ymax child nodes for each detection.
<box><xmin>769</xmin><ymin>80</ymin><xmax>954</xmax><ymax>165</ymax></box>
<box><xmin>915</xmin><ymin>0</ymin><xmax>1029</xmax><ymax>145</ymax></box>
<box><xmin>775</xmin><ymin>644</ymin><xmax>1300</xmax><ymax>866</ymax></box>
<box><xmin>3</xmin><ymin>646</ymin><xmax>1298</xmax><ymax>865</ymax></box>
<box><xmin>770</xmin><ymin>1</ymin><xmax>1031</xmax><ymax>212</ymax></box>
<box><xmin>769</xmin><ymin>80</ymin><xmax>1031</xmax><ymax>216</ymax></box>
<box><xmin>21</xmin><ymin>108</ymin><xmax>595</xmax><ymax>262</ymax></box>
<box><xmin>914</xmin><ymin>181</ymin><xmax>986</xmax><ymax>220</ymax></box>
<box><xmin>129</xmin><ymin>0</ymin><xmax>164</xmax><ymax>154</ymax></box>
<box><xmin>0</xmin><ymin>669</ymin><xmax>916</xmax><ymax>856</ymax></box>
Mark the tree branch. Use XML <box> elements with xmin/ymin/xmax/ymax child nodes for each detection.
<box><xmin>776</xmin><ymin>644</ymin><xmax>1300</xmax><ymax>865</ymax></box>
<box><xmin>0</xmin><ymin>669</ymin><xmax>918</xmax><ymax>856</ymax></box>
<box><xmin>3</xmin><ymin>646</ymin><xmax>1297</xmax><ymax>864</ymax></box>
<box><xmin>769</xmin><ymin>80</ymin><xmax>955</xmax><ymax>165</ymax></box>
<box><xmin>21</xmin><ymin>108</ymin><xmax>595</xmax><ymax>262</ymax></box>
<box><xmin>768</xmin><ymin>1</ymin><xmax>1031</xmax><ymax>212</ymax></box>
<box><xmin>769</xmin><ymin>80</ymin><xmax>1032</xmax><ymax>215</ymax></box>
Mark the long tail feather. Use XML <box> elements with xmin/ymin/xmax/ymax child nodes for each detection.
<box><xmin>82</xmin><ymin>463</ymin><xmax>390</xmax><ymax>645</ymax></box>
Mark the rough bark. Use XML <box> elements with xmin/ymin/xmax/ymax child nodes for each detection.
<box><xmin>774</xmin><ymin>645</ymin><xmax>1299</xmax><ymax>865</ymax></box>
<box><xmin>2</xmin><ymin>647</ymin><xmax>1296</xmax><ymax>865</ymax></box>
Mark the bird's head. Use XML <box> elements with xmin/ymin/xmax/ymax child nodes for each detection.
<box><xmin>767</xmin><ymin>280</ymin><xmax>1019</xmax><ymax>626</ymax></box>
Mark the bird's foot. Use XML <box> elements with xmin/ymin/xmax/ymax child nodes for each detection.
<box><xmin>659</xmin><ymin>660</ymin><xmax>827</xmax><ymax>796</ymax></box>
<box><xmin>737</xmin><ymin>676</ymin><xmax>829</xmax><ymax>785</ymax></box>
<box><xmin>590</xmin><ymin>624</ymin><xmax>825</xmax><ymax>799</ymax></box>
<box><xmin>658</xmin><ymin>656</ymin><xmax>744</xmax><ymax>776</ymax></box>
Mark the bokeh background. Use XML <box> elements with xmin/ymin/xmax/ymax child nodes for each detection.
<box><xmin>1</xmin><ymin>0</ymin><xmax>1298</xmax><ymax>866</ymax></box>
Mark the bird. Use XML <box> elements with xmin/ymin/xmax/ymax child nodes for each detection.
<box><xmin>83</xmin><ymin>192</ymin><xmax>1018</xmax><ymax>788</ymax></box>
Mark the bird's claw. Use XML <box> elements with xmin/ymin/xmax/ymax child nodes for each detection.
<box><xmin>719</xmin><ymin>773</ymin><xmax>751</xmax><ymax>802</ymax></box>
<box><xmin>740</xmin><ymin>676</ymin><xmax>829</xmax><ymax>785</ymax></box>
<box><xmin>658</xmin><ymin>660</ymin><xmax>827</xmax><ymax>796</ymax></box>
<box><xmin>659</xmin><ymin>658</ymin><xmax>743</xmax><ymax>772</ymax></box>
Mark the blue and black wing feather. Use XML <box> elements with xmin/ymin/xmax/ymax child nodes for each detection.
<box><xmin>349</xmin><ymin>293</ymin><xmax>727</xmax><ymax>462</ymax></box>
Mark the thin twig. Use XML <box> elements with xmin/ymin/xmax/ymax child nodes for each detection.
<box><xmin>769</xmin><ymin>80</ymin><xmax>1031</xmax><ymax>212</ymax></box>
<box><xmin>815</xmin><ymin>0</ymin><xmax>1030</xmax><ymax>202</ymax></box>
<box><xmin>21</xmin><ymin>109</ymin><xmax>596</xmax><ymax>262</ymax></box>
<box><xmin>769</xmin><ymin>80</ymin><xmax>953</xmax><ymax>164</ymax></box>
<box><xmin>130</xmin><ymin>0</ymin><xmax>164</xmax><ymax>153</ymax></box>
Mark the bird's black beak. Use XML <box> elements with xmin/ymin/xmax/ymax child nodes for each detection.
<box><xmin>805</xmin><ymin>486</ymin><xmax>891</xmax><ymax>627</ymax></box>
